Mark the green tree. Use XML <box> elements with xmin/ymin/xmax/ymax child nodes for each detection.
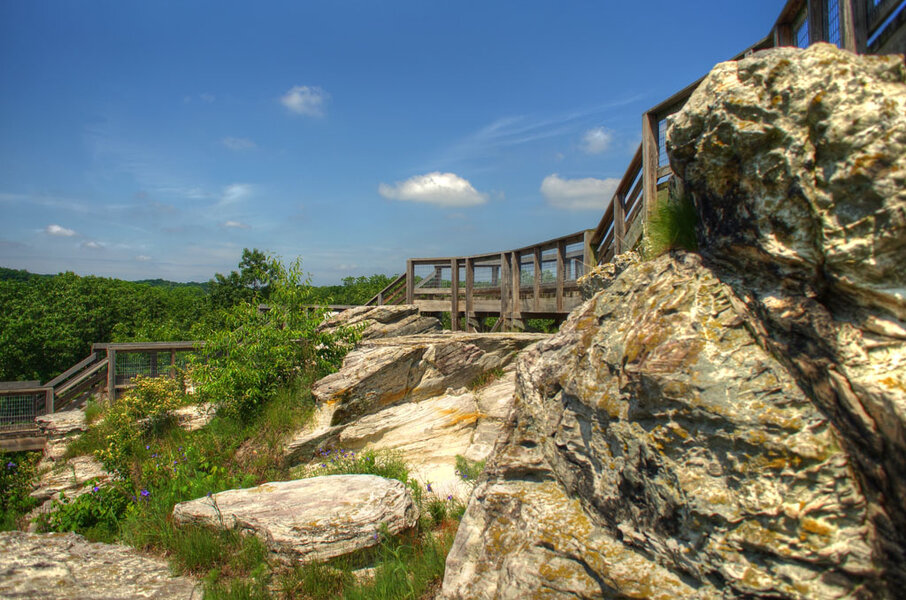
<box><xmin>207</xmin><ymin>248</ymin><xmax>280</xmax><ymax>309</ymax></box>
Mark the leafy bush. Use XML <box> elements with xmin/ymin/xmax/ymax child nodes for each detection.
<box><xmin>44</xmin><ymin>482</ymin><xmax>132</xmax><ymax>542</ymax></box>
<box><xmin>0</xmin><ymin>451</ymin><xmax>40</xmax><ymax>530</ymax></box>
<box><xmin>93</xmin><ymin>375</ymin><xmax>185</xmax><ymax>478</ymax></box>
<box><xmin>191</xmin><ymin>256</ymin><xmax>357</xmax><ymax>420</ymax></box>
<box><xmin>303</xmin><ymin>448</ymin><xmax>411</xmax><ymax>486</ymax></box>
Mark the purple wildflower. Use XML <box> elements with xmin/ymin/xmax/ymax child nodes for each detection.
<box><xmin>140</xmin><ymin>489</ymin><xmax>150</xmax><ymax>498</ymax></box>
<box><xmin>145</xmin><ymin>445</ymin><xmax>150</xmax><ymax>450</ymax></box>
<box><xmin>426</xmin><ymin>484</ymin><xmax>432</xmax><ymax>492</ymax></box>
<box><xmin>92</xmin><ymin>486</ymin><xmax>99</xmax><ymax>493</ymax></box>
<box><xmin>6</xmin><ymin>461</ymin><xmax>15</xmax><ymax>469</ymax></box>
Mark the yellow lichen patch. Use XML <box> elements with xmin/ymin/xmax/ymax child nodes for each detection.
<box><xmin>879</xmin><ymin>376</ymin><xmax>905</xmax><ymax>393</ymax></box>
<box><xmin>800</xmin><ymin>517</ymin><xmax>835</xmax><ymax>538</ymax></box>
<box><xmin>440</xmin><ymin>410</ymin><xmax>484</xmax><ymax>427</ymax></box>
<box><xmin>377</xmin><ymin>386</ymin><xmax>411</xmax><ymax>408</ymax></box>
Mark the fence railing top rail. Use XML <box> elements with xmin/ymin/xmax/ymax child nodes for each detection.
<box><xmin>91</xmin><ymin>341</ymin><xmax>204</xmax><ymax>352</ymax></box>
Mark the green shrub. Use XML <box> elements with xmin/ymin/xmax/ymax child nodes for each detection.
<box><xmin>0</xmin><ymin>451</ymin><xmax>40</xmax><ymax>530</ymax></box>
<box><xmin>44</xmin><ymin>482</ymin><xmax>132</xmax><ymax>542</ymax></box>
<box><xmin>191</xmin><ymin>256</ymin><xmax>357</xmax><ymax>420</ymax></box>
<box><xmin>92</xmin><ymin>375</ymin><xmax>185</xmax><ymax>478</ymax></box>
<box><xmin>468</xmin><ymin>367</ymin><xmax>504</xmax><ymax>391</ymax></box>
<box><xmin>644</xmin><ymin>184</ymin><xmax>699</xmax><ymax>257</ymax></box>
<box><xmin>303</xmin><ymin>448</ymin><xmax>411</xmax><ymax>486</ymax></box>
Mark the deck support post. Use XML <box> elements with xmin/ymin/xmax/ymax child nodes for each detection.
<box><xmin>45</xmin><ymin>388</ymin><xmax>54</xmax><ymax>415</ymax></box>
<box><xmin>406</xmin><ymin>260</ymin><xmax>414</xmax><ymax>304</ymax></box>
<box><xmin>556</xmin><ymin>239</ymin><xmax>566</xmax><ymax>313</ymax></box>
<box><xmin>642</xmin><ymin>112</ymin><xmax>659</xmax><ymax>236</ymax></box>
<box><xmin>450</xmin><ymin>258</ymin><xmax>460</xmax><ymax>331</ymax></box>
<box><xmin>499</xmin><ymin>253</ymin><xmax>509</xmax><ymax>331</ymax></box>
<box><xmin>465</xmin><ymin>257</ymin><xmax>475</xmax><ymax>332</ymax></box>
<box><xmin>106</xmin><ymin>348</ymin><xmax>116</xmax><ymax>403</ymax></box>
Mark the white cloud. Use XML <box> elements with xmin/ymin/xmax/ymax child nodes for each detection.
<box><xmin>221</xmin><ymin>137</ymin><xmax>257</xmax><ymax>151</ymax></box>
<box><xmin>540</xmin><ymin>174</ymin><xmax>619</xmax><ymax>211</ymax></box>
<box><xmin>280</xmin><ymin>85</ymin><xmax>329</xmax><ymax>117</ymax></box>
<box><xmin>44</xmin><ymin>224</ymin><xmax>77</xmax><ymax>237</ymax></box>
<box><xmin>81</xmin><ymin>240</ymin><xmax>105</xmax><ymax>249</ymax></box>
<box><xmin>580</xmin><ymin>127</ymin><xmax>613</xmax><ymax>154</ymax></box>
<box><xmin>222</xmin><ymin>220</ymin><xmax>251</xmax><ymax>229</ymax></box>
<box><xmin>135</xmin><ymin>255</ymin><xmax>152</xmax><ymax>262</ymax></box>
<box><xmin>378</xmin><ymin>172</ymin><xmax>488</xmax><ymax>207</ymax></box>
<box><xmin>221</xmin><ymin>183</ymin><xmax>253</xmax><ymax>205</ymax></box>
<box><xmin>199</xmin><ymin>93</ymin><xmax>215</xmax><ymax>103</ymax></box>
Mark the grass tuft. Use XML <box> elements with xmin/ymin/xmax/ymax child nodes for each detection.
<box><xmin>644</xmin><ymin>184</ymin><xmax>699</xmax><ymax>258</ymax></box>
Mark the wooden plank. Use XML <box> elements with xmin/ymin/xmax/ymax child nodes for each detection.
<box><xmin>54</xmin><ymin>358</ymin><xmax>108</xmax><ymax>397</ymax></box>
<box><xmin>642</xmin><ymin>112</ymin><xmax>660</xmax><ymax>229</ymax></box>
<box><xmin>841</xmin><ymin>0</ymin><xmax>857</xmax><ymax>53</ymax></box>
<box><xmin>556</xmin><ymin>239</ymin><xmax>565</xmax><ymax>313</ymax></box>
<box><xmin>465</xmin><ymin>257</ymin><xmax>474</xmax><ymax>333</ymax></box>
<box><xmin>614</xmin><ymin>191</ymin><xmax>625</xmax><ymax>255</ymax></box>
<box><xmin>93</xmin><ymin>341</ymin><xmax>201</xmax><ymax>352</ymax></box>
<box><xmin>809</xmin><ymin>0</ymin><xmax>826</xmax><ymax>45</ymax></box>
<box><xmin>582</xmin><ymin>229</ymin><xmax>594</xmax><ymax>272</ymax></box>
<box><xmin>415</xmin><ymin>296</ymin><xmax>582</xmax><ymax>314</ymax></box>
<box><xmin>450</xmin><ymin>258</ymin><xmax>460</xmax><ymax>332</ymax></box>
<box><xmin>365</xmin><ymin>273</ymin><xmax>405</xmax><ymax>306</ymax></box>
<box><xmin>851</xmin><ymin>0</ymin><xmax>869</xmax><ymax>51</ymax></box>
<box><xmin>406</xmin><ymin>260</ymin><xmax>414</xmax><ymax>304</ymax></box>
<box><xmin>46</xmin><ymin>352</ymin><xmax>98</xmax><ymax>388</ymax></box>
<box><xmin>0</xmin><ymin>436</ymin><xmax>45</xmax><ymax>452</ymax></box>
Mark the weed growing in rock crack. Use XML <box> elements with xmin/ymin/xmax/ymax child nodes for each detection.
<box><xmin>468</xmin><ymin>367</ymin><xmax>505</xmax><ymax>390</ymax></box>
<box><xmin>302</xmin><ymin>448</ymin><xmax>412</xmax><ymax>486</ymax></box>
<box><xmin>454</xmin><ymin>455</ymin><xmax>485</xmax><ymax>486</ymax></box>
<box><xmin>644</xmin><ymin>183</ymin><xmax>699</xmax><ymax>257</ymax></box>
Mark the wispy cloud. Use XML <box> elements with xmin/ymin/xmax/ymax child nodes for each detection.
<box><xmin>222</xmin><ymin>220</ymin><xmax>251</xmax><ymax>229</ymax></box>
<box><xmin>540</xmin><ymin>174</ymin><xmax>619</xmax><ymax>211</ymax></box>
<box><xmin>580</xmin><ymin>127</ymin><xmax>613</xmax><ymax>154</ymax></box>
<box><xmin>44</xmin><ymin>224</ymin><xmax>77</xmax><ymax>237</ymax></box>
<box><xmin>220</xmin><ymin>183</ymin><xmax>254</xmax><ymax>205</ymax></box>
<box><xmin>81</xmin><ymin>240</ymin><xmax>105</xmax><ymax>249</ymax></box>
<box><xmin>221</xmin><ymin>137</ymin><xmax>257</xmax><ymax>151</ymax></box>
<box><xmin>379</xmin><ymin>172</ymin><xmax>488</xmax><ymax>207</ymax></box>
<box><xmin>135</xmin><ymin>255</ymin><xmax>152</xmax><ymax>262</ymax></box>
<box><xmin>280</xmin><ymin>85</ymin><xmax>329</xmax><ymax>117</ymax></box>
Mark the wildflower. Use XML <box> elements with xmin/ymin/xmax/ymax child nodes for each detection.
<box><xmin>152</xmin><ymin>453</ymin><xmax>158</xmax><ymax>458</ymax></box>
<box><xmin>373</xmin><ymin>532</ymin><xmax>379</xmax><ymax>540</ymax></box>
<box><xmin>92</xmin><ymin>486</ymin><xmax>99</xmax><ymax>493</ymax></box>
<box><xmin>178</xmin><ymin>446</ymin><xmax>183</xmax><ymax>451</ymax></box>
<box><xmin>145</xmin><ymin>445</ymin><xmax>150</xmax><ymax>450</ymax></box>
<box><xmin>6</xmin><ymin>461</ymin><xmax>15</xmax><ymax>469</ymax></box>
<box><xmin>321</xmin><ymin>463</ymin><xmax>327</xmax><ymax>468</ymax></box>
<box><xmin>140</xmin><ymin>489</ymin><xmax>150</xmax><ymax>498</ymax></box>
<box><xmin>206</xmin><ymin>492</ymin><xmax>213</xmax><ymax>497</ymax></box>
<box><xmin>426</xmin><ymin>484</ymin><xmax>432</xmax><ymax>492</ymax></box>
<box><xmin>447</xmin><ymin>495</ymin><xmax>453</xmax><ymax>501</ymax></box>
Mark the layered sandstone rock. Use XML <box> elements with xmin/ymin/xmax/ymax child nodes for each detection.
<box><xmin>0</xmin><ymin>531</ymin><xmax>199</xmax><ymax>599</ymax></box>
<box><xmin>172</xmin><ymin>474</ymin><xmax>418</xmax><ymax>565</ymax></box>
<box><xmin>318</xmin><ymin>304</ymin><xmax>442</xmax><ymax>340</ymax></box>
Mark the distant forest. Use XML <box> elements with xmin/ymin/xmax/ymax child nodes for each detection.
<box><xmin>0</xmin><ymin>251</ymin><xmax>395</xmax><ymax>383</ymax></box>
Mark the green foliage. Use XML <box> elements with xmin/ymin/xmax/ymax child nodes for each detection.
<box><xmin>92</xmin><ymin>376</ymin><xmax>185</xmax><ymax>478</ymax></box>
<box><xmin>302</xmin><ymin>448</ymin><xmax>411</xmax><ymax>486</ymax></box>
<box><xmin>44</xmin><ymin>482</ymin><xmax>132</xmax><ymax>542</ymax></box>
<box><xmin>192</xmin><ymin>255</ymin><xmax>357</xmax><ymax>420</ymax></box>
<box><xmin>0</xmin><ymin>451</ymin><xmax>40</xmax><ymax>530</ymax></box>
<box><xmin>644</xmin><ymin>185</ymin><xmax>699</xmax><ymax>258</ymax></box>
<box><xmin>309</xmin><ymin>274</ymin><xmax>397</xmax><ymax>306</ymax></box>
<box><xmin>454</xmin><ymin>455</ymin><xmax>486</xmax><ymax>485</ymax></box>
<box><xmin>208</xmin><ymin>248</ymin><xmax>280</xmax><ymax>310</ymax></box>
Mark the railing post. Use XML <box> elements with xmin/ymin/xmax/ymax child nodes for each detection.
<box><xmin>499</xmin><ymin>253</ymin><xmax>509</xmax><ymax>331</ymax></box>
<box><xmin>106</xmin><ymin>347</ymin><xmax>116</xmax><ymax>403</ymax></box>
<box><xmin>450</xmin><ymin>258</ymin><xmax>460</xmax><ymax>332</ymax></box>
<box><xmin>511</xmin><ymin>251</ymin><xmax>521</xmax><ymax>321</ymax></box>
<box><xmin>170</xmin><ymin>349</ymin><xmax>177</xmax><ymax>379</ymax></box>
<box><xmin>642</xmin><ymin>112</ymin><xmax>659</xmax><ymax>235</ymax></box>
<box><xmin>377</xmin><ymin>292</ymin><xmax>383</xmax><ymax>306</ymax></box>
<box><xmin>406</xmin><ymin>260</ymin><xmax>414</xmax><ymax>304</ymax></box>
<box><xmin>465</xmin><ymin>257</ymin><xmax>474</xmax><ymax>332</ymax></box>
<box><xmin>583</xmin><ymin>229</ymin><xmax>595</xmax><ymax>273</ymax></box>
<box><xmin>533</xmin><ymin>246</ymin><xmax>541</xmax><ymax>312</ymax></box>
<box><xmin>614</xmin><ymin>192</ymin><xmax>625</xmax><ymax>256</ymax></box>
<box><xmin>45</xmin><ymin>388</ymin><xmax>54</xmax><ymax>415</ymax></box>
<box><xmin>556</xmin><ymin>239</ymin><xmax>566</xmax><ymax>313</ymax></box>
<box><xmin>841</xmin><ymin>0</ymin><xmax>858</xmax><ymax>51</ymax></box>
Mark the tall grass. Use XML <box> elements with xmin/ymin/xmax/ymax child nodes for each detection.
<box><xmin>645</xmin><ymin>185</ymin><xmax>699</xmax><ymax>258</ymax></box>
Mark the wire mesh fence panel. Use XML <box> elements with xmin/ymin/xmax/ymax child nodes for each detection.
<box><xmin>565</xmin><ymin>241</ymin><xmax>586</xmax><ymax>281</ymax></box>
<box><xmin>827</xmin><ymin>0</ymin><xmax>842</xmax><ymax>46</ymax></box>
<box><xmin>115</xmin><ymin>352</ymin><xmax>153</xmax><ymax>386</ymax></box>
<box><xmin>0</xmin><ymin>393</ymin><xmax>40</xmax><ymax>432</ymax></box>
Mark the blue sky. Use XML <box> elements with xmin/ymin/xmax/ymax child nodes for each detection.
<box><xmin>1</xmin><ymin>1</ymin><xmax>786</xmax><ymax>284</ymax></box>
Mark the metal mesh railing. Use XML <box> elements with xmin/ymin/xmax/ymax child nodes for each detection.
<box><xmin>0</xmin><ymin>393</ymin><xmax>42</xmax><ymax>432</ymax></box>
<box><xmin>827</xmin><ymin>0</ymin><xmax>842</xmax><ymax>47</ymax></box>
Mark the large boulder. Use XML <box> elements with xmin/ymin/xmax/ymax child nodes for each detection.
<box><xmin>284</xmin><ymin>333</ymin><xmax>545</xmax><ymax>465</ymax></box>
<box><xmin>172</xmin><ymin>475</ymin><xmax>418</xmax><ymax>565</ymax></box>
<box><xmin>0</xmin><ymin>531</ymin><xmax>199</xmax><ymax>599</ymax></box>
<box><xmin>319</xmin><ymin>304</ymin><xmax>442</xmax><ymax>340</ymax></box>
<box><xmin>669</xmin><ymin>43</ymin><xmax>906</xmax><ymax>587</ymax></box>
<box><xmin>441</xmin><ymin>252</ymin><xmax>886</xmax><ymax>599</ymax></box>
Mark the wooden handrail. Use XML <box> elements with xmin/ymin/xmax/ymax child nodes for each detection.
<box><xmin>45</xmin><ymin>352</ymin><xmax>100</xmax><ymax>388</ymax></box>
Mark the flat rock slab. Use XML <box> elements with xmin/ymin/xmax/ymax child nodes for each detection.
<box><xmin>319</xmin><ymin>304</ymin><xmax>442</xmax><ymax>340</ymax></box>
<box><xmin>0</xmin><ymin>531</ymin><xmax>199</xmax><ymax>599</ymax></box>
<box><xmin>30</xmin><ymin>455</ymin><xmax>112</xmax><ymax>503</ymax></box>
<box><xmin>172</xmin><ymin>474</ymin><xmax>419</xmax><ymax>564</ymax></box>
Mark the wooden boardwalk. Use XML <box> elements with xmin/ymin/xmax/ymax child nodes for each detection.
<box><xmin>2</xmin><ymin>0</ymin><xmax>901</xmax><ymax>449</ymax></box>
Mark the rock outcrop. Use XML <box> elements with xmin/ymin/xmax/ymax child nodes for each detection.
<box><xmin>35</xmin><ymin>408</ymin><xmax>88</xmax><ymax>467</ymax></box>
<box><xmin>319</xmin><ymin>304</ymin><xmax>442</xmax><ymax>340</ymax></box>
<box><xmin>0</xmin><ymin>531</ymin><xmax>199</xmax><ymax>599</ymax></box>
<box><xmin>284</xmin><ymin>333</ymin><xmax>546</xmax><ymax>493</ymax></box>
<box><xmin>442</xmin><ymin>252</ymin><xmax>885</xmax><ymax>599</ymax></box>
<box><xmin>30</xmin><ymin>455</ymin><xmax>112</xmax><ymax>504</ymax></box>
<box><xmin>669</xmin><ymin>42</ymin><xmax>906</xmax><ymax>589</ymax></box>
<box><xmin>172</xmin><ymin>474</ymin><xmax>418</xmax><ymax>565</ymax></box>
